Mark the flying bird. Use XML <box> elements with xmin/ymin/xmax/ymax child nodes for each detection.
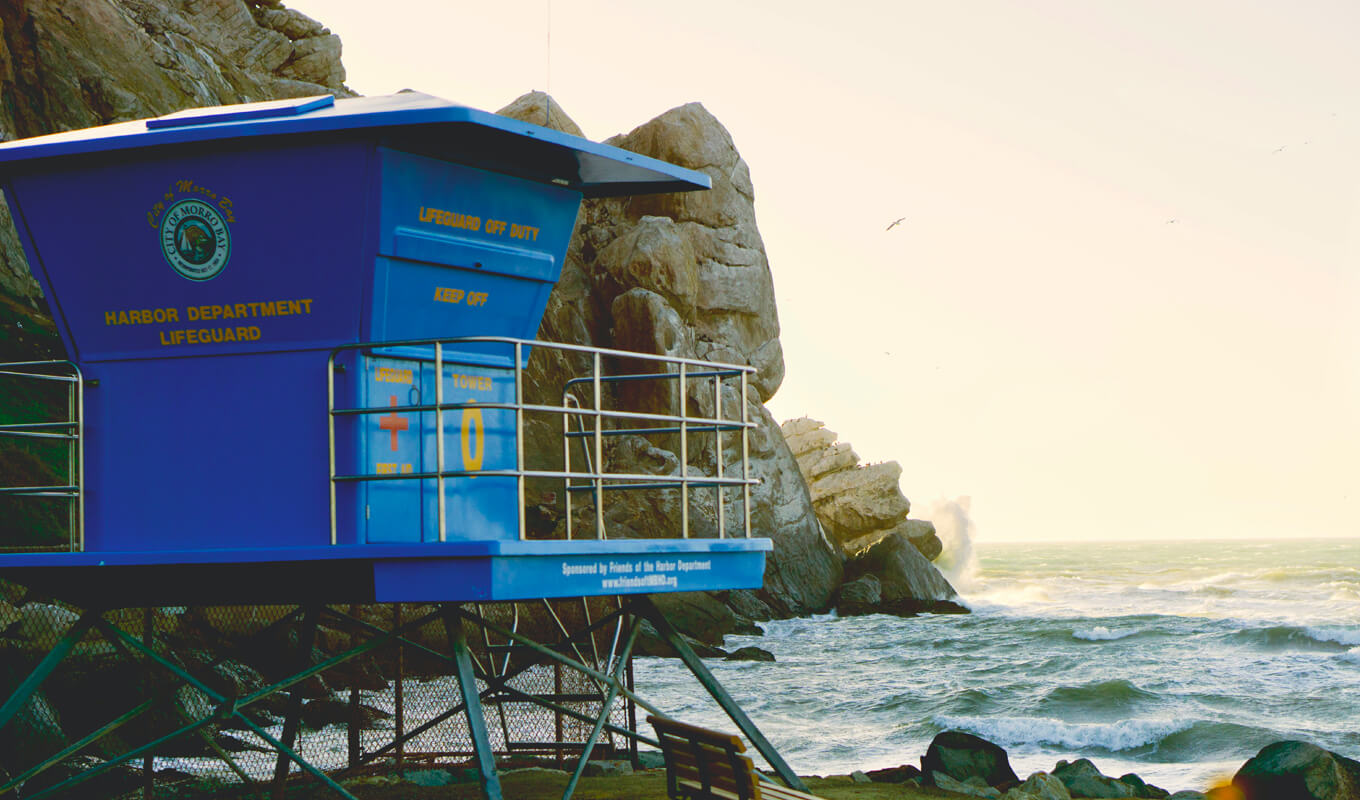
<box><xmin>886</xmin><ymin>217</ymin><xmax>906</xmax><ymax>231</ymax></box>
<box><xmin>1272</xmin><ymin>145</ymin><xmax>1286</xmax><ymax>154</ymax></box>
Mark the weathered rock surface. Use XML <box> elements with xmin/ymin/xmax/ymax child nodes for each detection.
<box><xmin>934</xmin><ymin>772</ymin><xmax>1002</xmax><ymax>798</ymax></box>
<box><xmin>1119</xmin><ymin>772</ymin><xmax>1170</xmax><ymax>798</ymax></box>
<box><xmin>780</xmin><ymin>418</ymin><xmax>942</xmax><ymax>559</ymax></box>
<box><xmin>843</xmin><ymin>531</ymin><xmax>963</xmax><ymax>616</ymax></box>
<box><xmin>1053</xmin><ymin>758</ymin><xmax>1136</xmax><ymax>799</ymax></box>
<box><xmin>1015</xmin><ymin>771</ymin><xmax>1072</xmax><ymax>800</ymax></box>
<box><xmin>922</xmin><ymin>730</ymin><xmax>1019</xmax><ymax>788</ymax></box>
<box><xmin>1232</xmin><ymin>740</ymin><xmax>1360</xmax><ymax>800</ymax></box>
<box><xmin>0</xmin><ymin>0</ymin><xmax>350</xmax><ymax>147</ymax></box>
<box><xmin>834</xmin><ymin>574</ymin><xmax>882</xmax><ymax>617</ymax></box>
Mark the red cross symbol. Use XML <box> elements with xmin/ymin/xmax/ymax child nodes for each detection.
<box><xmin>377</xmin><ymin>396</ymin><xmax>408</xmax><ymax>451</ymax></box>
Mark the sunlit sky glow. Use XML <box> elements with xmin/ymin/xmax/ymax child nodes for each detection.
<box><xmin>290</xmin><ymin>0</ymin><xmax>1360</xmax><ymax>542</ymax></box>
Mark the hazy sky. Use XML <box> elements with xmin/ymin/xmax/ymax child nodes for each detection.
<box><xmin>289</xmin><ymin>0</ymin><xmax>1360</xmax><ymax>542</ymax></box>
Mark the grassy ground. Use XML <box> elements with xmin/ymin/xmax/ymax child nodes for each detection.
<box><xmin>323</xmin><ymin>769</ymin><xmax>964</xmax><ymax>800</ymax></box>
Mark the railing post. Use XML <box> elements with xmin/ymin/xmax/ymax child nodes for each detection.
<box><xmin>593</xmin><ymin>352</ymin><xmax>604</xmax><ymax>540</ymax></box>
<box><xmin>741</xmin><ymin>370</ymin><xmax>751</xmax><ymax>538</ymax></box>
<box><xmin>515</xmin><ymin>341</ymin><xmax>525</xmax><ymax>541</ymax></box>
<box><xmin>67</xmin><ymin>367</ymin><xmax>76</xmax><ymax>552</ymax></box>
<box><xmin>714</xmin><ymin>373</ymin><xmax>724</xmax><ymax>539</ymax></box>
<box><xmin>76</xmin><ymin>364</ymin><xmax>84</xmax><ymax>551</ymax></box>
<box><xmin>328</xmin><ymin>354</ymin><xmax>339</xmax><ymax>546</ymax></box>
<box><xmin>563</xmin><ymin>394</ymin><xmax>574</xmax><ymax>541</ymax></box>
<box><xmin>679</xmin><ymin>362</ymin><xmax>688</xmax><ymax>538</ymax></box>
<box><xmin>436</xmin><ymin>342</ymin><xmax>447</xmax><ymax>542</ymax></box>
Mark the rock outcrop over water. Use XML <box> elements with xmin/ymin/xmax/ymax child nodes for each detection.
<box><xmin>781</xmin><ymin>417</ymin><xmax>943</xmax><ymax>560</ymax></box>
<box><xmin>780</xmin><ymin>418</ymin><xmax>959</xmax><ymax>616</ymax></box>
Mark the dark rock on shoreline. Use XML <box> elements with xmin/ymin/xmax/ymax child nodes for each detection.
<box><xmin>834</xmin><ymin>574</ymin><xmax>882</xmax><ymax>616</ymax></box>
<box><xmin>844</xmin><ymin>531</ymin><xmax>962</xmax><ymax>615</ymax></box>
<box><xmin>1232</xmin><ymin>740</ymin><xmax>1360</xmax><ymax>800</ymax></box>
<box><xmin>866</xmin><ymin>764</ymin><xmax>922</xmax><ymax>783</ymax></box>
<box><xmin>1053</xmin><ymin>758</ymin><xmax>1136</xmax><ymax>798</ymax></box>
<box><xmin>723</xmin><ymin>646</ymin><xmax>774</xmax><ymax>662</ymax></box>
<box><xmin>922</xmin><ymin>730</ymin><xmax>1019</xmax><ymax>789</ymax></box>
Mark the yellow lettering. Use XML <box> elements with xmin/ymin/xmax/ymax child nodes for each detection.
<box><xmin>461</xmin><ymin>406</ymin><xmax>484</xmax><ymax>471</ymax></box>
<box><xmin>377</xmin><ymin>367</ymin><xmax>414</xmax><ymax>385</ymax></box>
<box><xmin>434</xmin><ymin>287</ymin><xmax>466</xmax><ymax>304</ymax></box>
<box><xmin>105</xmin><ymin>311</ymin><xmax>117</xmax><ymax>325</ymax></box>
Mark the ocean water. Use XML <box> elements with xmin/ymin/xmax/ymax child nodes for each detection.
<box><xmin>634</xmin><ymin>538</ymin><xmax>1360</xmax><ymax>794</ymax></box>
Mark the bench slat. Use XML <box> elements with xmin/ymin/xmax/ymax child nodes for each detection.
<box><xmin>648</xmin><ymin>715</ymin><xmax>827</xmax><ymax>800</ymax></box>
<box><xmin>758</xmin><ymin>783</ymin><xmax>826</xmax><ymax>800</ymax></box>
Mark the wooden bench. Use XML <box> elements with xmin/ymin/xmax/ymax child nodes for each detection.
<box><xmin>648</xmin><ymin>715</ymin><xmax>825</xmax><ymax>800</ymax></box>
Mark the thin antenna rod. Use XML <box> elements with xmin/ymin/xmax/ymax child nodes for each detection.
<box><xmin>545</xmin><ymin>0</ymin><xmax>552</xmax><ymax>129</ymax></box>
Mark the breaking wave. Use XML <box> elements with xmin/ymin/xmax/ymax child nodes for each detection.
<box><xmin>933</xmin><ymin>714</ymin><xmax>1193</xmax><ymax>753</ymax></box>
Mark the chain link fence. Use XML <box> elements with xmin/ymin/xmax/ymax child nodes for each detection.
<box><xmin>0</xmin><ymin>588</ymin><xmax>638</xmax><ymax>799</ymax></box>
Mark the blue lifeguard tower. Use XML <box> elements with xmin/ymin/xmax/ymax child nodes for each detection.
<box><xmin>0</xmin><ymin>93</ymin><xmax>802</xmax><ymax>800</ymax></box>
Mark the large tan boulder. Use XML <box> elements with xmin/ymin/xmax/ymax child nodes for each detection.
<box><xmin>811</xmin><ymin>461</ymin><xmax>910</xmax><ymax>536</ymax></box>
<box><xmin>495</xmin><ymin>96</ymin><xmax>841</xmax><ymax>622</ymax></box>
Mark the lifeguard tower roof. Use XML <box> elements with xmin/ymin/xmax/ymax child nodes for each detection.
<box><xmin>0</xmin><ymin>93</ymin><xmax>769</xmax><ymax>607</ymax></box>
<box><xmin>0</xmin><ymin>92</ymin><xmax>710</xmax><ymax>198</ymax></box>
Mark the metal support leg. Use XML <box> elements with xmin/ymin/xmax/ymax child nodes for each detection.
<box><xmin>272</xmin><ymin>605</ymin><xmax>321</xmax><ymax>799</ymax></box>
<box><xmin>143</xmin><ymin>607</ymin><xmax>155</xmax><ymax>800</ymax></box>
<box><xmin>633</xmin><ymin>597</ymin><xmax>809</xmax><ymax>792</ymax></box>
<box><xmin>560</xmin><ymin>615</ymin><xmax>641</xmax><ymax>800</ymax></box>
<box><xmin>0</xmin><ymin>608</ymin><xmax>99</xmax><ymax>730</ymax></box>
<box><xmin>443</xmin><ymin>607</ymin><xmax>503</xmax><ymax>800</ymax></box>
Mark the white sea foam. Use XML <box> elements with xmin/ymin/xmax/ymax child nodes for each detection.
<box><xmin>1074</xmin><ymin>625</ymin><xmax>1137</xmax><ymax>641</ymax></box>
<box><xmin>934</xmin><ymin>714</ymin><xmax>1193</xmax><ymax>752</ymax></box>
<box><xmin>965</xmin><ymin>583</ymin><xmax>1054</xmax><ymax>611</ymax></box>
<box><xmin>1340</xmin><ymin>647</ymin><xmax>1360</xmax><ymax>664</ymax></box>
<box><xmin>925</xmin><ymin>497</ymin><xmax>981</xmax><ymax>592</ymax></box>
<box><xmin>1305</xmin><ymin>626</ymin><xmax>1360</xmax><ymax>646</ymax></box>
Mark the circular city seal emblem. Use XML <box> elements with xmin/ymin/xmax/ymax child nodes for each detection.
<box><xmin>159</xmin><ymin>199</ymin><xmax>231</xmax><ymax>281</ymax></box>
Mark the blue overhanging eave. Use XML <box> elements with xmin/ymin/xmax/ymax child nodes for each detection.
<box><xmin>0</xmin><ymin>92</ymin><xmax>712</xmax><ymax>198</ymax></box>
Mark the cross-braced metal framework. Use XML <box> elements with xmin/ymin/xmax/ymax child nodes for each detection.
<box><xmin>0</xmin><ymin>597</ymin><xmax>806</xmax><ymax>800</ymax></box>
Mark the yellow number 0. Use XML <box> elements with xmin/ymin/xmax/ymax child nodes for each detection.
<box><xmin>460</xmin><ymin>405</ymin><xmax>484</xmax><ymax>471</ymax></box>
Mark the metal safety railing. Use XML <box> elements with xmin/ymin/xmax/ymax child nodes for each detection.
<box><xmin>327</xmin><ymin>336</ymin><xmax>759</xmax><ymax>544</ymax></box>
<box><xmin>0</xmin><ymin>360</ymin><xmax>85</xmax><ymax>552</ymax></box>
